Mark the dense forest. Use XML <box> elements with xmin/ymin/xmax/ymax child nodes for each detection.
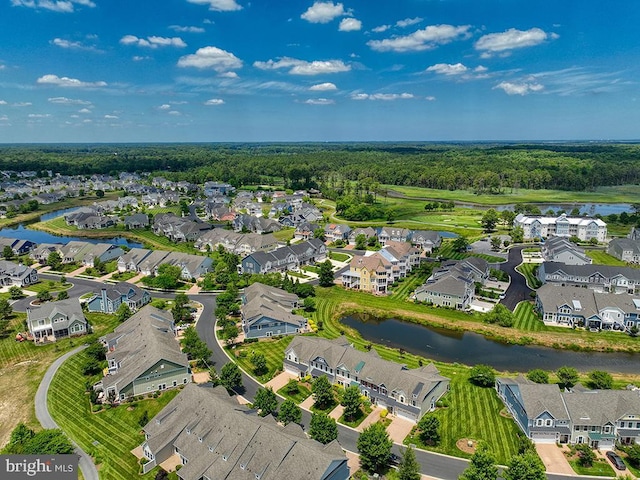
<box><xmin>0</xmin><ymin>142</ymin><xmax>639</xmax><ymax>192</ymax></box>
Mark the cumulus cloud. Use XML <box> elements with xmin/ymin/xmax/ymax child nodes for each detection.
<box><xmin>11</xmin><ymin>0</ymin><xmax>95</xmax><ymax>12</ymax></box>
<box><xmin>78</xmin><ymin>108</ymin><xmax>91</xmax><ymax>113</ymax></box>
<box><xmin>339</xmin><ymin>18</ymin><xmax>361</xmax><ymax>32</ymax></box>
<box><xmin>13</xmin><ymin>102</ymin><xmax>32</xmax><ymax>107</ymax></box>
<box><xmin>368</xmin><ymin>24</ymin><xmax>471</xmax><ymax>52</ymax></box>
<box><xmin>158</xmin><ymin>104</ymin><xmax>171</xmax><ymax>110</ymax></box>
<box><xmin>475</xmin><ymin>28</ymin><xmax>554</xmax><ymax>57</ymax></box>
<box><xmin>204</xmin><ymin>98</ymin><xmax>225</xmax><ymax>105</ymax></box>
<box><xmin>301</xmin><ymin>1</ymin><xmax>345</xmax><ymax>23</ymax></box>
<box><xmin>104</xmin><ymin>114</ymin><xmax>119</xmax><ymax>119</ymax></box>
<box><xmin>425</xmin><ymin>96</ymin><xmax>436</xmax><ymax>101</ymax></box>
<box><xmin>132</xmin><ymin>56</ymin><xmax>150</xmax><ymax>61</ymax></box>
<box><xmin>169</xmin><ymin>25</ymin><xmax>206</xmax><ymax>33</ymax></box>
<box><xmin>426</xmin><ymin>63</ymin><xmax>469</xmax><ymax>76</ymax></box>
<box><xmin>120</xmin><ymin>35</ymin><xmax>186</xmax><ymax>48</ymax></box>
<box><xmin>48</xmin><ymin>96</ymin><xmax>92</xmax><ymax>105</ymax></box>
<box><xmin>372</xmin><ymin>25</ymin><xmax>390</xmax><ymax>33</ymax></box>
<box><xmin>396</xmin><ymin>17</ymin><xmax>423</xmax><ymax>28</ymax></box>
<box><xmin>254</xmin><ymin>57</ymin><xmax>349</xmax><ymax>75</ymax></box>
<box><xmin>177</xmin><ymin>46</ymin><xmax>242</xmax><ymax>73</ymax></box>
<box><xmin>494</xmin><ymin>81</ymin><xmax>544</xmax><ymax>95</ymax></box>
<box><xmin>186</xmin><ymin>0</ymin><xmax>242</xmax><ymax>11</ymax></box>
<box><xmin>37</xmin><ymin>74</ymin><xmax>107</xmax><ymax>88</ymax></box>
<box><xmin>28</xmin><ymin>113</ymin><xmax>50</xmax><ymax>118</ymax></box>
<box><xmin>309</xmin><ymin>82</ymin><xmax>337</xmax><ymax>91</ymax></box>
<box><xmin>0</xmin><ymin>100</ymin><xmax>7</xmax><ymax>105</ymax></box>
<box><xmin>51</xmin><ymin>38</ymin><xmax>83</xmax><ymax>49</ymax></box>
<box><xmin>351</xmin><ymin>92</ymin><xmax>414</xmax><ymax>101</ymax></box>
<box><xmin>304</xmin><ymin>98</ymin><xmax>334</xmax><ymax>105</ymax></box>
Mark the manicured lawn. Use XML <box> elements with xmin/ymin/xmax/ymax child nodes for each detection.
<box><xmin>302</xmin><ymin>265</ymin><xmax>320</xmax><ymax>274</ymax></box>
<box><xmin>24</xmin><ymin>280</ymin><xmax>72</xmax><ymax>294</ymax></box>
<box><xmin>515</xmin><ymin>263</ymin><xmax>542</xmax><ymax>288</ymax></box>
<box><xmin>512</xmin><ymin>302</ymin><xmax>544</xmax><ymax>332</ymax></box>
<box><xmin>272</xmin><ymin>228</ymin><xmax>295</xmax><ymax>242</ymax></box>
<box><xmin>338</xmin><ymin>403</ymin><xmax>373</xmax><ymax>428</ymax></box>
<box><xmin>227</xmin><ymin>336</ymin><xmax>294</xmax><ymax>382</ymax></box>
<box><xmin>568</xmin><ymin>458</ymin><xmax>616</xmax><ymax>477</ymax></box>
<box><xmin>48</xmin><ymin>351</ymin><xmax>179</xmax><ymax>480</ymax></box>
<box><xmin>586</xmin><ymin>249</ymin><xmax>628</xmax><ymax>266</ymax></box>
<box><xmin>437</xmin><ymin>241</ymin><xmax>506</xmax><ymax>263</ymax></box>
<box><xmin>328</xmin><ymin>251</ymin><xmax>350</xmax><ymax>262</ymax></box>
<box><xmin>110</xmin><ymin>271</ymin><xmax>138</xmax><ymax>282</ymax></box>
<box><xmin>276</xmin><ymin>381</ymin><xmax>311</xmax><ymax>403</ymax></box>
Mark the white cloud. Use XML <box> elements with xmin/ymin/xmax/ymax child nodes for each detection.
<box><xmin>204</xmin><ymin>98</ymin><xmax>225</xmax><ymax>105</ymax></box>
<box><xmin>28</xmin><ymin>113</ymin><xmax>50</xmax><ymax>118</ymax></box>
<box><xmin>0</xmin><ymin>115</ymin><xmax>8</xmax><ymax>121</ymax></box>
<box><xmin>219</xmin><ymin>71</ymin><xmax>239</xmax><ymax>78</ymax></box>
<box><xmin>186</xmin><ymin>0</ymin><xmax>242</xmax><ymax>12</ymax></box>
<box><xmin>309</xmin><ymin>82</ymin><xmax>337</xmax><ymax>91</ymax></box>
<box><xmin>425</xmin><ymin>96</ymin><xmax>436</xmax><ymax>101</ymax></box>
<box><xmin>372</xmin><ymin>25</ymin><xmax>390</xmax><ymax>33</ymax></box>
<box><xmin>301</xmin><ymin>1</ymin><xmax>345</xmax><ymax>24</ymax></box>
<box><xmin>159</xmin><ymin>104</ymin><xmax>171</xmax><ymax>110</ymax></box>
<box><xmin>120</xmin><ymin>35</ymin><xmax>186</xmax><ymax>48</ymax></box>
<box><xmin>48</xmin><ymin>96</ymin><xmax>91</xmax><ymax>105</ymax></box>
<box><xmin>426</xmin><ymin>63</ymin><xmax>468</xmax><ymax>76</ymax></box>
<box><xmin>169</xmin><ymin>25</ymin><xmax>206</xmax><ymax>33</ymax></box>
<box><xmin>37</xmin><ymin>74</ymin><xmax>107</xmax><ymax>88</ymax></box>
<box><xmin>339</xmin><ymin>18</ymin><xmax>361</xmax><ymax>32</ymax></box>
<box><xmin>11</xmin><ymin>0</ymin><xmax>95</xmax><ymax>12</ymax></box>
<box><xmin>351</xmin><ymin>92</ymin><xmax>414</xmax><ymax>101</ymax></box>
<box><xmin>396</xmin><ymin>17</ymin><xmax>423</xmax><ymax>28</ymax></box>
<box><xmin>177</xmin><ymin>46</ymin><xmax>242</xmax><ymax>72</ymax></box>
<box><xmin>78</xmin><ymin>108</ymin><xmax>91</xmax><ymax>113</ymax></box>
<box><xmin>51</xmin><ymin>38</ymin><xmax>83</xmax><ymax>49</ymax></box>
<box><xmin>132</xmin><ymin>56</ymin><xmax>151</xmax><ymax>61</ymax></box>
<box><xmin>168</xmin><ymin>110</ymin><xmax>181</xmax><ymax>116</ymax></box>
<box><xmin>13</xmin><ymin>102</ymin><xmax>32</xmax><ymax>107</ymax></box>
<box><xmin>368</xmin><ymin>24</ymin><xmax>472</xmax><ymax>52</ymax></box>
<box><xmin>494</xmin><ymin>81</ymin><xmax>544</xmax><ymax>95</ymax></box>
<box><xmin>304</xmin><ymin>98</ymin><xmax>334</xmax><ymax>105</ymax></box>
<box><xmin>0</xmin><ymin>100</ymin><xmax>7</xmax><ymax>105</ymax></box>
<box><xmin>254</xmin><ymin>57</ymin><xmax>349</xmax><ymax>75</ymax></box>
<box><xmin>104</xmin><ymin>114</ymin><xmax>119</xmax><ymax>119</ymax></box>
<box><xmin>475</xmin><ymin>28</ymin><xmax>553</xmax><ymax>56</ymax></box>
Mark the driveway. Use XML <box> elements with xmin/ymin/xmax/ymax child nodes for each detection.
<box><xmin>35</xmin><ymin>345</ymin><xmax>99</xmax><ymax>480</ymax></box>
<box><xmin>535</xmin><ymin>444</ymin><xmax>575</xmax><ymax>476</ymax></box>
<box><xmin>499</xmin><ymin>245</ymin><xmax>533</xmax><ymax>311</ymax></box>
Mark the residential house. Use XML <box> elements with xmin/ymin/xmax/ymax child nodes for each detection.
<box><xmin>408</xmin><ymin>230</ymin><xmax>442</xmax><ymax>253</ymax></box>
<box><xmin>378</xmin><ymin>227</ymin><xmax>411</xmax><ymax>246</ymax></box>
<box><xmin>347</xmin><ymin>227</ymin><xmax>377</xmax><ymax>246</ymax></box>
<box><xmin>0</xmin><ymin>260</ymin><xmax>39</xmax><ymax>286</ymax></box>
<box><xmin>194</xmin><ymin>229</ymin><xmax>278</xmax><ymax>256</ymax></box>
<box><xmin>608</xmin><ymin>238</ymin><xmax>640</xmax><ymax>264</ymax></box>
<box><xmin>496</xmin><ymin>376</ymin><xmax>640</xmax><ymax>448</ymax></box>
<box><xmin>30</xmin><ymin>243</ymin><xmax>61</xmax><ymax>264</ymax></box>
<box><xmin>124</xmin><ymin>213</ymin><xmax>150</xmax><ymax>229</ymax></box>
<box><xmin>75</xmin><ymin>214</ymin><xmax>117</xmax><ymax>230</ymax></box>
<box><xmin>26</xmin><ymin>299</ymin><xmax>88</xmax><ymax>343</ymax></box>
<box><xmin>153</xmin><ymin>213</ymin><xmax>212</xmax><ymax>242</ymax></box>
<box><xmin>294</xmin><ymin>222</ymin><xmax>320</xmax><ymax>241</ymax></box>
<box><xmin>240</xmin><ymin>283</ymin><xmax>307</xmax><ymax>339</ymax></box>
<box><xmin>233</xmin><ymin>214</ymin><xmax>282</xmax><ymax>234</ymax></box>
<box><xmin>324</xmin><ymin>224</ymin><xmax>351</xmax><ymax>243</ymax></box>
<box><xmin>535</xmin><ymin>283</ymin><xmax>640</xmax><ymax>331</ymax></box>
<box><xmin>155</xmin><ymin>252</ymin><xmax>213</xmax><ymax>280</ymax></box>
<box><xmin>542</xmin><ymin>236</ymin><xmax>592</xmax><ymax>265</ymax></box>
<box><xmin>538</xmin><ymin>262</ymin><xmax>640</xmax><ymax>293</ymax></box>
<box><xmin>97</xmin><ymin>306</ymin><xmax>191</xmax><ymax>401</ymax></box>
<box><xmin>238</xmin><ymin>239</ymin><xmax>327</xmax><ymax>275</ymax></box>
<box><xmin>0</xmin><ymin>236</ymin><xmax>37</xmax><ymax>256</ymax></box>
<box><xmin>81</xmin><ymin>243</ymin><xmax>124</xmax><ymax>267</ymax></box>
<box><xmin>139</xmin><ymin>384</ymin><xmax>349</xmax><ymax>479</ymax></box>
<box><xmin>117</xmin><ymin>248</ymin><xmax>152</xmax><ymax>273</ymax></box>
<box><xmin>203</xmin><ymin>181</ymin><xmax>235</xmax><ymax>196</ymax></box>
<box><xmin>86</xmin><ymin>282</ymin><xmax>151</xmax><ymax>314</ymax></box>
<box><xmin>64</xmin><ymin>207</ymin><xmax>100</xmax><ymax>226</ymax></box>
<box><xmin>514</xmin><ymin>213</ymin><xmax>607</xmax><ymax>242</ymax></box>
<box><xmin>285</xmin><ymin>336</ymin><xmax>449</xmax><ymax>422</ymax></box>
<box><xmin>138</xmin><ymin>251</ymin><xmax>171</xmax><ymax>276</ymax></box>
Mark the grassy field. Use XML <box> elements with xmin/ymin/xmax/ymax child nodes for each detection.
<box><xmin>384</xmin><ymin>184</ymin><xmax>640</xmax><ymax>206</ymax></box>
<box><xmin>227</xmin><ymin>336</ymin><xmax>294</xmax><ymax>383</ymax></box>
<box><xmin>586</xmin><ymin>249</ymin><xmax>628</xmax><ymax>266</ymax></box>
<box><xmin>272</xmin><ymin>228</ymin><xmax>295</xmax><ymax>242</ymax></box>
<box><xmin>48</xmin><ymin>351</ymin><xmax>179</xmax><ymax>480</ymax></box>
<box><xmin>515</xmin><ymin>263</ymin><xmax>542</xmax><ymax>289</ymax></box>
<box><xmin>0</xmin><ymin>312</ymin><xmax>119</xmax><ymax>448</ymax></box>
<box><xmin>512</xmin><ymin>302</ymin><xmax>544</xmax><ymax>332</ymax></box>
<box><xmin>568</xmin><ymin>458</ymin><xmax>615</xmax><ymax>477</ymax></box>
<box><xmin>328</xmin><ymin>251</ymin><xmax>350</xmax><ymax>262</ymax></box>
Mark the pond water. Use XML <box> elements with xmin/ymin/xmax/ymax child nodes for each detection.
<box><xmin>459</xmin><ymin>203</ymin><xmax>631</xmax><ymax>216</ymax></box>
<box><xmin>341</xmin><ymin>314</ymin><xmax>639</xmax><ymax>374</ymax></box>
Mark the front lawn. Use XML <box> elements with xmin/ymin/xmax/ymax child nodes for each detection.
<box><xmin>48</xmin><ymin>351</ymin><xmax>180</xmax><ymax>480</ymax></box>
<box><xmin>110</xmin><ymin>271</ymin><xmax>138</xmax><ymax>282</ymax></box>
<box><xmin>515</xmin><ymin>263</ymin><xmax>542</xmax><ymax>288</ymax></box>
<box><xmin>329</xmin><ymin>251</ymin><xmax>350</xmax><ymax>262</ymax></box>
<box><xmin>512</xmin><ymin>302</ymin><xmax>544</xmax><ymax>332</ymax></box>
<box><xmin>586</xmin><ymin>249</ymin><xmax>628</xmax><ymax>266</ymax></box>
<box><xmin>339</xmin><ymin>402</ymin><xmax>373</xmax><ymax>428</ymax></box>
<box><xmin>227</xmin><ymin>336</ymin><xmax>294</xmax><ymax>383</ymax></box>
<box><xmin>568</xmin><ymin>458</ymin><xmax>616</xmax><ymax>477</ymax></box>
<box><xmin>276</xmin><ymin>381</ymin><xmax>311</xmax><ymax>403</ymax></box>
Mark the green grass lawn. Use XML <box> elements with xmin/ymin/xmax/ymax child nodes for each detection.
<box><xmin>227</xmin><ymin>336</ymin><xmax>294</xmax><ymax>382</ymax></box>
<box><xmin>512</xmin><ymin>302</ymin><xmax>544</xmax><ymax>332</ymax></box>
<box><xmin>586</xmin><ymin>249</ymin><xmax>628</xmax><ymax>266</ymax></box>
<box><xmin>110</xmin><ymin>271</ymin><xmax>138</xmax><ymax>282</ymax></box>
<box><xmin>272</xmin><ymin>228</ymin><xmax>295</xmax><ymax>242</ymax></box>
<box><xmin>48</xmin><ymin>351</ymin><xmax>179</xmax><ymax>480</ymax></box>
<box><xmin>329</xmin><ymin>251</ymin><xmax>350</xmax><ymax>262</ymax></box>
<box><xmin>515</xmin><ymin>263</ymin><xmax>542</xmax><ymax>289</ymax></box>
<box><xmin>338</xmin><ymin>403</ymin><xmax>373</xmax><ymax>428</ymax></box>
<box><xmin>24</xmin><ymin>280</ymin><xmax>72</xmax><ymax>294</ymax></box>
<box><xmin>302</xmin><ymin>265</ymin><xmax>320</xmax><ymax>274</ymax></box>
<box><xmin>568</xmin><ymin>458</ymin><xmax>616</xmax><ymax>477</ymax></box>
<box><xmin>437</xmin><ymin>241</ymin><xmax>506</xmax><ymax>263</ymax></box>
<box><xmin>276</xmin><ymin>381</ymin><xmax>311</xmax><ymax>403</ymax></box>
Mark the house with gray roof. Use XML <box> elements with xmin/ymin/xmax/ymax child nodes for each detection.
<box><xmin>86</xmin><ymin>281</ymin><xmax>151</xmax><ymax>314</ymax></box>
<box><xmin>117</xmin><ymin>248</ymin><xmax>152</xmax><ymax>272</ymax></box>
<box><xmin>139</xmin><ymin>383</ymin><xmax>349</xmax><ymax>479</ymax></box>
<box><xmin>0</xmin><ymin>236</ymin><xmax>37</xmax><ymax>256</ymax></box>
<box><xmin>194</xmin><ymin>228</ymin><xmax>278</xmax><ymax>256</ymax></box>
<box><xmin>240</xmin><ymin>283</ymin><xmax>306</xmax><ymax>339</ymax></box>
<box><xmin>238</xmin><ymin>239</ymin><xmax>326</xmax><ymax>275</ymax></box>
<box><xmin>124</xmin><ymin>213</ymin><xmax>150</xmax><ymax>229</ymax></box>
<box><xmin>542</xmin><ymin>236</ymin><xmax>592</xmax><ymax>265</ymax></box>
<box><xmin>26</xmin><ymin>298</ymin><xmax>88</xmax><ymax>343</ymax></box>
<box><xmin>97</xmin><ymin>305</ymin><xmax>191</xmax><ymax>401</ymax></box>
<box><xmin>538</xmin><ymin>262</ymin><xmax>640</xmax><ymax>294</ymax></box>
<box><xmin>608</xmin><ymin>238</ymin><xmax>640</xmax><ymax>264</ymax></box>
<box><xmin>497</xmin><ymin>376</ymin><xmax>640</xmax><ymax>448</ymax></box>
<box><xmin>285</xmin><ymin>336</ymin><xmax>449</xmax><ymax>422</ymax></box>
<box><xmin>0</xmin><ymin>260</ymin><xmax>38</xmax><ymax>286</ymax></box>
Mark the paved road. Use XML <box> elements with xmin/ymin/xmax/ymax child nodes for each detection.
<box><xmin>35</xmin><ymin>345</ymin><xmax>99</xmax><ymax>480</ymax></box>
<box><xmin>499</xmin><ymin>245</ymin><xmax>533</xmax><ymax>311</ymax></box>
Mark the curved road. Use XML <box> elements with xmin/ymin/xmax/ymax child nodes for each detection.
<box><xmin>35</xmin><ymin>345</ymin><xmax>98</xmax><ymax>480</ymax></box>
<box><xmin>499</xmin><ymin>245</ymin><xmax>533</xmax><ymax>311</ymax></box>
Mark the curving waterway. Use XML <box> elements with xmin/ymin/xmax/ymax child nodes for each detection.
<box><xmin>342</xmin><ymin>314</ymin><xmax>639</xmax><ymax>374</ymax></box>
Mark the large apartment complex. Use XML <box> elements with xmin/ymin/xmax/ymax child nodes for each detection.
<box><xmin>514</xmin><ymin>213</ymin><xmax>607</xmax><ymax>242</ymax></box>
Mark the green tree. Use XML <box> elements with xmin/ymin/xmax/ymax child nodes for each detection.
<box><xmin>490</xmin><ymin>236</ymin><xmax>502</xmax><ymax>251</ymax></box>
<box><xmin>503</xmin><ymin>451</ymin><xmax>545</xmax><ymax>480</ymax></box>
<box><xmin>624</xmin><ymin>444</ymin><xmax>640</xmax><ymax>468</ymax></box>
<box><xmin>8</xmin><ymin>286</ymin><xmax>24</xmax><ymax>300</ymax></box>
<box><xmin>587</xmin><ymin>370</ymin><xmax>613</xmax><ymax>389</ymax></box>
<box><xmin>355</xmin><ymin>233</ymin><xmax>368</xmax><ymax>250</ymax></box>
<box><xmin>459</xmin><ymin>443</ymin><xmax>498</xmax><ymax>480</ymax></box>
<box><xmin>116</xmin><ymin>303</ymin><xmax>132</xmax><ymax>323</ymax></box>
<box><xmin>318</xmin><ymin>260</ymin><xmax>334</xmax><ymax>287</ymax></box>
<box><xmin>3</xmin><ymin>423</ymin><xmax>35</xmax><ymax>454</ymax></box>
<box><xmin>501</xmin><ymin>210</ymin><xmax>516</xmax><ymax>228</ymax></box>
<box><xmin>37</xmin><ymin>289</ymin><xmax>52</xmax><ymax>303</ymax></box>
<box><xmin>56</xmin><ymin>290</ymin><xmax>69</xmax><ymax>301</ymax></box>
<box><xmin>483</xmin><ymin>303</ymin><xmax>514</xmax><ymax>327</ymax></box>
<box><xmin>556</xmin><ymin>366</ymin><xmax>579</xmax><ymax>389</ymax></box>
<box><xmin>220</xmin><ymin>362</ymin><xmax>243</xmax><ymax>392</ymax></box>
<box><xmin>357</xmin><ymin>422</ymin><xmax>393</xmax><ymax>473</ymax></box>
<box><xmin>452</xmin><ymin>236</ymin><xmax>469</xmax><ymax>253</ymax></box>
<box><xmin>2</xmin><ymin>245</ymin><xmax>14</xmax><ymax>259</ymax></box>
<box><xmin>22</xmin><ymin>429</ymin><xmax>74</xmax><ymax>455</ymax></box>
<box><xmin>278</xmin><ymin>399</ymin><xmax>302</xmax><ymax>425</ymax></box>
<box><xmin>341</xmin><ymin>385</ymin><xmax>362</xmax><ymax>421</ymax></box>
<box><xmin>253</xmin><ymin>387</ymin><xmax>278</xmax><ymax>417</ymax></box>
<box><xmin>251</xmin><ymin>352</ymin><xmax>267</xmax><ymax>376</ymax></box>
<box><xmin>314</xmin><ymin>228</ymin><xmax>326</xmax><ymax>241</ymax></box>
<box><xmin>0</xmin><ymin>298</ymin><xmax>12</xmax><ymax>320</ymax></box>
<box><xmin>510</xmin><ymin>226</ymin><xmax>524</xmax><ymax>244</ymax></box>
<box><xmin>208</xmin><ymin>367</ymin><xmax>221</xmax><ymax>387</ymax></box>
<box><xmin>417</xmin><ymin>414</ymin><xmax>440</xmax><ymax>445</ymax></box>
<box><xmin>172</xmin><ymin>293</ymin><xmax>191</xmax><ymax>323</ymax></box>
<box><xmin>221</xmin><ymin>322</ymin><xmax>239</xmax><ymax>345</ymax></box>
<box><xmin>85</xmin><ymin>341</ymin><xmax>106</xmax><ymax>362</ymax></box>
<box><xmin>95</xmin><ymin>189</ymin><xmax>105</xmax><ymax>198</ymax></box>
<box><xmin>309</xmin><ymin>412</ymin><xmax>338</xmax><ymax>444</ymax></box>
<box><xmin>303</xmin><ymin>297</ymin><xmax>316</xmax><ymax>312</ymax></box>
<box><xmin>469</xmin><ymin>364</ymin><xmax>496</xmax><ymax>388</ymax></box>
<box><xmin>526</xmin><ymin>369</ymin><xmax>549</xmax><ymax>384</ymax></box>
<box><xmin>312</xmin><ymin>375</ymin><xmax>333</xmax><ymax>409</ymax></box>
<box><xmin>575</xmin><ymin>443</ymin><xmax>596</xmax><ymax>467</ymax></box>
<box><xmin>46</xmin><ymin>251</ymin><xmax>62</xmax><ymax>270</ymax></box>
<box><xmin>481</xmin><ymin>209</ymin><xmax>500</xmax><ymax>233</ymax></box>
<box><xmin>397</xmin><ymin>446</ymin><xmax>420</xmax><ymax>480</ymax></box>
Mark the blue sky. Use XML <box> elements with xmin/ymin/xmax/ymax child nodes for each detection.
<box><xmin>0</xmin><ymin>0</ymin><xmax>638</xmax><ymax>142</ymax></box>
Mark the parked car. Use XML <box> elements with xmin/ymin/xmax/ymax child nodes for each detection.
<box><xmin>389</xmin><ymin>453</ymin><xmax>400</xmax><ymax>466</ymax></box>
<box><xmin>606</xmin><ymin>451</ymin><xmax>626</xmax><ymax>470</ymax></box>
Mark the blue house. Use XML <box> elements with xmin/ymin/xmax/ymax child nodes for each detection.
<box><xmin>241</xmin><ymin>283</ymin><xmax>307</xmax><ymax>339</ymax></box>
<box><xmin>86</xmin><ymin>281</ymin><xmax>151</xmax><ymax>314</ymax></box>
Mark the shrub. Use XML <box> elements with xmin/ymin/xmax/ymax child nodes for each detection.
<box><xmin>469</xmin><ymin>364</ymin><xmax>496</xmax><ymax>388</ymax></box>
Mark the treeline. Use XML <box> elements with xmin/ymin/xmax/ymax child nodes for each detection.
<box><xmin>1</xmin><ymin>142</ymin><xmax>639</xmax><ymax>192</ymax></box>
